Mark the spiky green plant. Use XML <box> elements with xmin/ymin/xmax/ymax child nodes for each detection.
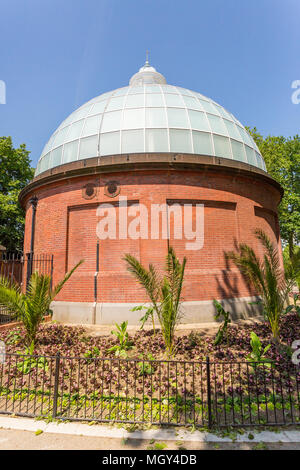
<box><xmin>213</xmin><ymin>300</ymin><xmax>231</xmax><ymax>346</ymax></box>
<box><xmin>124</xmin><ymin>246</ymin><xmax>186</xmax><ymax>355</ymax></box>
<box><xmin>0</xmin><ymin>260</ymin><xmax>83</xmax><ymax>345</ymax></box>
<box><xmin>246</xmin><ymin>332</ymin><xmax>272</xmax><ymax>367</ymax></box>
<box><xmin>226</xmin><ymin>230</ymin><xmax>298</xmax><ymax>341</ymax></box>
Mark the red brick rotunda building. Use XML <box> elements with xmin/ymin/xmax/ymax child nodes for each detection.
<box><xmin>19</xmin><ymin>60</ymin><xmax>283</xmax><ymax>324</ymax></box>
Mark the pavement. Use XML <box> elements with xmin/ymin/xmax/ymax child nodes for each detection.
<box><xmin>0</xmin><ymin>416</ymin><xmax>299</xmax><ymax>450</ymax></box>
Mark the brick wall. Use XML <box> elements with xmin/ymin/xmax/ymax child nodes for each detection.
<box><xmin>22</xmin><ymin>168</ymin><xmax>282</xmax><ymax>303</ymax></box>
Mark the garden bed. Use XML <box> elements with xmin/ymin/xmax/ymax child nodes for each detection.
<box><xmin>1</xmin><ymin>312</ymin><xmax>299</xmax><ymax>363</ymax></box>
<box><xmin>0</xmin><ymin>313</ymin><xmax>299</xmax><ymax>428</ymax></box>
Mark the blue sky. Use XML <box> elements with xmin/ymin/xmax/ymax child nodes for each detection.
<box><xmin>0</xmin><ymin>0</ymin><xmax>299</xmax><ymax>168</ymax></box>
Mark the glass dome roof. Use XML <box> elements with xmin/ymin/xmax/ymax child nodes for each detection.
<box><xmin>35</xmin><ymin>62</ymin><xmax>266</xmax><ymax>176</ymax></box>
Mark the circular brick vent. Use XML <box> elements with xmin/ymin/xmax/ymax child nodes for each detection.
<box><xmin>105</xmin><ymin>181</ymin><xmax>120</xmax><ymax>198</ymax></box>
<box><xmin>82</xmin><ymin>183</ymin><xmax>97</xmax><ymax>200</ymax></box>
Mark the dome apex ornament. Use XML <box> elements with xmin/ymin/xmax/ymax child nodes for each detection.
<box><xmin>145</xmin><ymin>49</ymin><xmax>149</xmax><ymax>66</ymax></box>
<box><xmin>129</xmin><ymin>56</ymin><xmax>167</xmax><ymax>86</ymax></box>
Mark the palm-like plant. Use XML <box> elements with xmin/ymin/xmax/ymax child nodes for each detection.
<box><xmin>226</xmin><ymin>230</ymin><xmax>297</xmax><ymax>341</ymax></box>
<box><xmin>124</xmin><ymin>247</ymin><xmax>186</xmax><ymax>355</ymax></box>
<box><xmin>0</xmin><ymin>260</ymin><xmax>83</xmax><ymax>345</ymax></box>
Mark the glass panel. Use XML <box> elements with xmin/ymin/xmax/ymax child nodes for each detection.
<box><xmin>234</xmin><ymin>116</ymin><xmax>244</xmax><ymax>127</ymax></box>
<box><xmin>122</xmin><ymin>108</ymin><xmax>144</xmax><ymax>129</ymax></box>
<box><xmin>176</xmin><ymin>87</ymin><xmax>193</xmax><ymax>96</ymax></box>
<box><xmin>101</xmin><ymin>111</ymin><xmax>122</xmax><ymax>132</ymax></box>
<box><xmin>106</xmin><ymin>96</ymin><xmax>125</xmax><ymax>112</ymax></box>
<box><xmin>63</xmin><ymin>140</ymin><xmax>79</xmax><ymax>163</ymax></box>
<box><xmin>193</xmin><ymin>91</ymin><xmax>210</xmax><ymax>101</ymax></box>
<box><xmin>245</xmin><ymin>145</ymin><xmax>257</xmax><ymax>166</ymax></box>
<box><xmin>169</xmin><ymin>129</ymin><xmax>192</xmax><ymax>153</ymax></box>
<box><xmin>207</xmin><ymin>114</ymin><xmax>228</xmax><ymax>135</ymax></box>
<box><xmin>113</xmin><ymin>87</ymin><xmax>129</xmax><ymax>96</ymax></box>
<box><xmin>97</xmin><ymin>91</ymin><xmax>114</xmax><ymax>100</ymax></box>
<box><xmin>67</xmin><ymin>119</ymin><xmax>84</xmax><ymax>141</ymax></box>
<box><xmin>213</xmin><ymin>135</ymin><xmax>232</xmax><ymax>159</ymax></box>
<box><xmin>182</xmin><ymin>95</ymin><xmax>203</xmax><ymax>110</ymax></box>
<box><xmin>237</xmin><ymin>126</ymin><xmax>253</xmax><ymax>147</ymax></box>
<box><xmin>35</xmin><ymin>161</ymin><xmax>41</xmax><ymax>175</ymax></box>
<box><xmin>100</xmin><ymin>131</ymin><xmax>120</xmax><ymax>156</ymax></box>
<box><xmin>128</xmin><ymin>86</ymin><xmax>144</xmax><ymax>94</ymax></box>
<box><xmin>39</xmin><ymin>157</ymin><xmax>46</xmax><ymax>173</ymax></box>
<box><xmin>145</xmin><ymin>129</ymin><xmax>169</xmax><ymax>152</ymax></box>
<box><xmin>86</xmin><ymin>96</ymin><xmax>103</xmax><ymax>105</ymax></box>
<box><xmin>79</xmin><ymin>135</ymin><xmax>98</xmax><ymax>159</ymax></box>
<box><xmin>91</xmin><ymin>100</ymin><xmax>107</xmax><ymax>114</ymax></box>
<box><xmin>145</xmin><ymin>93</ymin><xmax>164</xmax><ymax>107</ymax></box>
<box><xmin>256</xmin><ymin>152</ymin><xmax>263</xmax><ymax>169</ymax></box>
<box><xmin>58</xmin><ymin>116</ymin><xmax>73</xmax><ymax>130</ymax></box>
<box><xmin>72</xmin><ymin>105</ymin><xmax>92</xmax><ymax>122</ymax></box>
<box><xmin>214</xmin><ymin>105</ymin><xmax>233</xmax><ymax>121</ymax></box>
<box><xmin>82</xmin><ymin>115</ymin><xmax>101</xmax><ymax>137</ymax></box>
<box><xmin>250</xmin><ymin>136</ymin><xmax>260</xmax><ymax>153</ymax></box>
<box><xmin>199</xmin><ymin>99</ymin><xmax>220</xmax><ymax>115</ymax></box>
<box><xmin>51</xmin><ymin>146</ymin><xmax>63</xmax><ymax>167</ymax></box>
<box><xmin>167</xmin><ymin>108</ymin><xmax>189</xmax><ymax>128</ymax></box>
<box><xmin>192</xmin><ymin>131</ymin><xmax>213</xmax><ymax>155</ymax></box>
<box><xmin>145</xmin><ymin>108</ymin><xmax>167</xmax><ymax>127</ymax></box>
<box><xmin>231</xmin><ymin>139</ymin><xmax>246</xmax><ymax>162</ymax></box>
<box><xmin>188</xmin><ymin>110</ymin><xmax>210</xmax><ymax>131</ymax></box>
<box><xmin>54</xmin><ymin>126</ymin><xmax>70</xmax><ymax>146</ymax></box>
<box><xmin>41</xmin><ymin>133</ymin><xmax>56</xmax><ymax>155</ymax></box>
<box><xmin>125</xmin><ymin>94</ymin><xmax>144</xmax><ymax>108</ymax></box>
<box><xmin>121</xmin><ymin>129</ymin><xmax>144</xmax><ymax>153</ymax></box>
<box><xmin>161</xmin><ymin>85</ymin><xmax>178</xmax><ymax>93</ymax></box>
<box><xmin>164</xmin><ymin>94</ymin><xmax>185</xmax><ymax>107</ymax></box>
<box><xmin>40</xmin><ymin>153</ymin><xmax>50</xmax><ymax>172</ymax></box>
<box><xmin>144</xmin><ymin>85</ymin><xmax>162</xmax><ymax>93</ymax></box>
<box><xmin>224</xmin><ymin>120</ymin><xmax>242</xmax><ymax>141</ymax></box>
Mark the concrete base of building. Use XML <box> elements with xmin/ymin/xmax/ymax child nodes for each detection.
<box><xmin>51</xmin><ymin>296</ymin><xmax>262</xmax><ymax>325</ymax></box>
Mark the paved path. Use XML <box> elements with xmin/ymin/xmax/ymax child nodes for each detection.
<box><xmin>0</xmin><ymin>417</ymin><xmax>299</xmax><ymax>450</ymax></box>
<box><xmin>0</xmin><ymin>428</ymin><xmax>299</xmax><ymax>450</ymax></box>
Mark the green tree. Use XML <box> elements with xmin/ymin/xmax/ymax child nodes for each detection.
<box><xmin>0</xmin><ymin>136</ymin><xmax>34</xmax><ymax>251</ymax></box>
<box><xmin>247</xmin><ymin>129</ymin><xmax>300</xmax><ymax>259</ymax></box>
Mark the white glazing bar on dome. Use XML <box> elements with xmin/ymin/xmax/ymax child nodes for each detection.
<box><xmin>35</xmin><ymin>63</ymin><xmax>266</xmax><ymax>176</ymax></box>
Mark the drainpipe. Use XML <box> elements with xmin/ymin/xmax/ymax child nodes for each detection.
<box><xmin>93</xmin><ymin>240</ymin><xmax>100</xmax><ymax>324</ymax></box>
<box><xmin>26</xmin><ymin>196</ymin><xmax>38</xmax><ymax>290</ymax></box>
<box><xmin>29</xmin><ymin>196</ymin><xmax>38</xmax><ymax>253</ymax></box>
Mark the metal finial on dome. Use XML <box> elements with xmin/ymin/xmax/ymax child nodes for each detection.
<box><xmin>145</xmin><ymin>50</ymin><xmax>149</xmax><ymax>66</ymax></box>
<box><xmin>129</xmin><ymin>55</ymin><xmax>167</xmax><ymax>86</ymax></box>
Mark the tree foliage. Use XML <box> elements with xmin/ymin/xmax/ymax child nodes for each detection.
<box><xmin>0</xmin><ymin>136</ymin><xmax>34</xmax><ymax>251</ymax></box>
<box><xmin>247</xmin><ymin>129</ymin><xmax>300</xmax><ymax>258</ymax></box>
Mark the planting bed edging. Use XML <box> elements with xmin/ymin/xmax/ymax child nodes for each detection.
<box><xmin>0</xmin><ymin>316</ymin><xmax>51</xmax><ymax>332</ymax></box>
<box><xmin>0</xmin><ymin>416</ymin><xmax>299</xmax><ymax>443</ymax></box>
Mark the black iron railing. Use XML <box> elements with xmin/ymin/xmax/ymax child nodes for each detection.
<box><xmin>0</xmin><ymin>353</ymin><xmax>299</xmax><ymax>428</ymax></box>
<box><xmin>0</xmin><ymin>253</ymin><xmax>53</xmax><ymax>324</ymax></box>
